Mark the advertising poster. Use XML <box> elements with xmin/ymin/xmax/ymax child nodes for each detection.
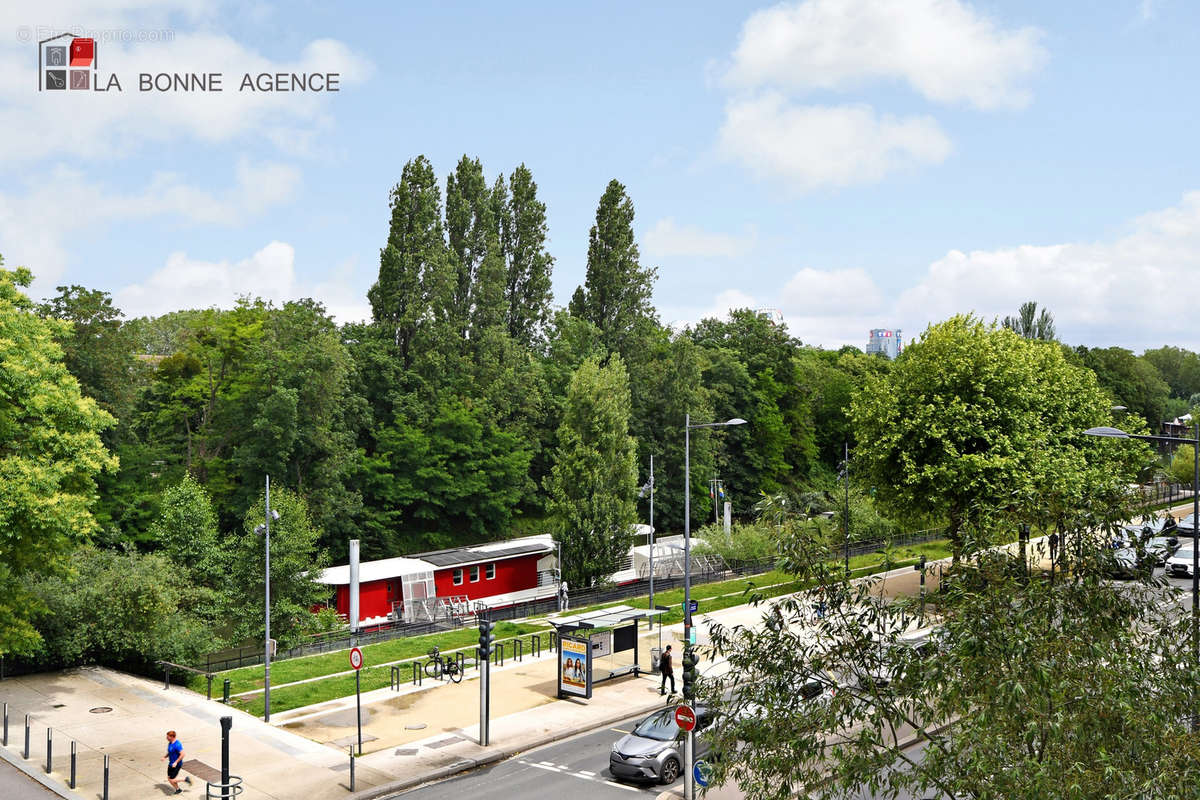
<box><xmin>559</xmin><ymin>636</ymin><xmax>591</xmax><ymax>698</ymax></box>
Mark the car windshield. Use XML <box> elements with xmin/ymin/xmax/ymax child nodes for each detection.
<box><xmin>1175</xmin><ymin>549</ymin><xmax>1195</xmax><ymax>560</ymax></box>
<box><xmin>632</xmin><ymin>709</ymin><xmax>680</xmax><ymax>741</ymax></box>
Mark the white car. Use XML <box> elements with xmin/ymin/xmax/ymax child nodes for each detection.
<box><xmin>1165</xmin><ymin>547</ymin><xmax>1196</xmax><ymax>578</ymax></box>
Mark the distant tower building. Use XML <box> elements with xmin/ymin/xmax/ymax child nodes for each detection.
<box><xmin>754</xmin><ymin>307</ymin><xmax>784</xmax><ymax>325</ymax></box>
<box><xmin>867</xmin><ymin>328</ymin><xmax>902</xmax><ymax>359</ymax></box>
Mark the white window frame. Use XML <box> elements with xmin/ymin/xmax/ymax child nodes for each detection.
<box><xmin>470</xmin><ymin>565</ymin><xmax>481</xmax><ymax>583</ymax></box>
<box><xmin>452</xmin><ymin>568</ymin><xmax>463</xmax><ymax>586</ymax></box>
<box><xmin>485</xmin><ymin>562</ymin><xmax>496</xmax><ymax>580</ymax></box>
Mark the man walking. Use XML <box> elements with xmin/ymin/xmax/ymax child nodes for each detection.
<box><xmin>659</xmin><ymin>644</ymin><xmax>675</xmax><ymax>695</ymax></box>
<box><xmin>162</xmin><ymin>730</ymin><xmax>191</xmax><ymax>794</ymax></box>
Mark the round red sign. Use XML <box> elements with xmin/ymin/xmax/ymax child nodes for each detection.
<box><xmin>349</xmin><ymin>646</ymin><xmax>363</xmax><ymax>670</ymax></box>
<box><xmin>674</xmin><ymin>704</ymin><xmax>696</xmax><ymax>732</ymax></box>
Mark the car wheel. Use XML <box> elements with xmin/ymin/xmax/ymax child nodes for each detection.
<box><xmin>660</xmin><ymin>757</ymin><xmax>681</xmax><ymax>784</ymax></box>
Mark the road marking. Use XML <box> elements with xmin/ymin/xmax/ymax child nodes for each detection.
<box><xmin>539</xmin><ymin>760</ymin><xmax>558</xmax><ymax>767</ymax></box>
<box><xmin>518</xmin><ymin>760</ymin><xmax>641</xmax><ymax>792</ymax></box>
<box><xmin>578</xmin><ymin>769</ymin><xmax>596</xmax><ymax>776</ymax></box>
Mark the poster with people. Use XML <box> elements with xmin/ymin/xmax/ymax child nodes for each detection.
<box><xmin>559</xmin><ymin>636</ymin><xmax>591</xmax><ymax>698</ymax></box>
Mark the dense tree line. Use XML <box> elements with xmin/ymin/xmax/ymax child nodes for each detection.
<box><xmin>6</xmin><ymin>157</ymin><xmax>1200</xmax><ymax>666</ymax></box>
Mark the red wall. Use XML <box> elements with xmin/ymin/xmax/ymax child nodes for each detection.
<box><xmin>332</xmin><ymin>553</ymin><xmax>543</xmax><ymax>621</ymax></box>
<box><xmin>433</xmin><ymin>554</ymin><xmax>540</xmax><ymax>601</ymax></box>
<box><xmin>335</xmin><ymin>578</ymin><xmax>401</xmax><ymax>623</ymax></box>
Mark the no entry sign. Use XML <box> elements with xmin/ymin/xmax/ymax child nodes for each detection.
<box><xmin>675</xmin><ymin>704</ymin><xmax>696</xmax><ymax>732</ymax></box>
<box><xmin>349</xmin><ymin>646</ymin><xmax>363</xmax><ymax>671</ymax></box>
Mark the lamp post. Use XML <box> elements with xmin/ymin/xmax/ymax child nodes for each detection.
<box><xmin>841</xmin><ymin>441</ymin><xmax>851</xmax><ymax>575</ymax></box>
<box><xmin>1085</xmin><ymin>423</ymin><xmax>1199</xmax><ymax>730</ymax></box>
<box><xmin>684</xmin><ymin>414</ymin><xmax>746</xmax><ymax>800</ymax></box>
<box><xmin>254</xmin><ymin>476</ymin><xmax>280</xmax><ymax>723</ymax></box>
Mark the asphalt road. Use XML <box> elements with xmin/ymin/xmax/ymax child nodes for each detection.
<box><xmin>0</xmin><ymin>759</ymin><xmax>64</xmax><ymax>800</ymax></box>
<box><xmin>388</xmin><ymin>711</ymin><xmax>679</xmax><ymax>799</ymax></box>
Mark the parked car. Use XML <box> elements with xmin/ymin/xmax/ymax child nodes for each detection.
<box><xmin>1145</xmin><ymin>535</ymin><xmax>1181</xmax><ymax>566</ymax></box>
<box><xmin>610</xmin><ymin>705</ymin><xmax>713</xmax><ymax>784</ymax></box>
<box><xmin>1165</xmin><ymin>546</ymin><xmax>1197</xmax><ymax>578</ymax></box>
<box><xmin>1106</xmin><ymin>547</ymin><xmax>1140</xmax><ymax>579</ymax></box>
<box><xmin>1174</xmin><ymin>514</ymin><xmax>1199</xmax><ymax>538</ymax></box>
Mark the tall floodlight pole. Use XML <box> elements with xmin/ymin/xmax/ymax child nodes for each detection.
<box><xmin>1085</xmin><ymin>423</ymin><xmax>1200</xmax><ymax>731</ymax></box>
<box><xmin>649</xmin><ymin>455</ymin><xmax>655</xmax><ymax>611</ymax></box>
<box><xmin>684</xmin><ymin>414</ymin><xmax>746</xmax><ymax>800</ymax></box>
<box><xmin>254</xmin><ymin>476</ymin><xmax>280</xmax><ymax>723</ymax></box>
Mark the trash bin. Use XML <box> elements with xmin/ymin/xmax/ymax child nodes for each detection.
<box><xmin>650</xmin><ymin>647</ymin><xmax>661</xmax><ymax>673</ymax></box>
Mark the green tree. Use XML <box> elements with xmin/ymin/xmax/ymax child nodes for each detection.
<box><xmin>702</xmin><ymin>516</ymin><xmax>1200</xmax><ymax>800</ymax></box>
<box><xmin>1073</xmin><ymin>345</ymin><xmax>1170</xmax><ymax>428</ymax></box>
<box><xmin>1143</xmin><ymin>345</ymin><xmax>1200</xmax><ymax>400</ymax></box>
<box><xmin>0</xmin><ymin>263</ymin><xmax>117</xmax><ymax>656</ymax></box>
<box><xmin>568</xmin><ymin>179</ymin><xmax>658</xmax><ymax>357</ymax></box>
<box><xmin>1001</xmin><ymin>299</ymin><xmax>1057</xmax><ymax>340</ymax></box>
<box><xmin>494</xmin><ymin>164</ymin><xmax>555</xmax><ymax>349</ymax></box>
<box><xmin>227</xmin><ymin>486</ymin><xmax>329</xmax><ymax>647</ymax></box>
<box><xmin>368</xmin><ymin>155</ymin><xmax>455</xmax><ymax>370</ymax></box>
<box><xmin>149</xmin><ymin>475</ymin><xmax>225</xmax><ymax>588</ymax></box>
<box><xmin>362</xmin><ymin>399</ymin><xmax>533</xmax><ymax>554</ymax></box>
<box><xmin>545</xmin><ymin>355</ymin><xmax>638</xmax><ymax>587</ymax></box>
<box><xmin>446</xmin><ymin>155</ymin><xmax>495</xmax><ymax>340</ymax></box>
<box><xmin>1170</xmin><ymin>444</ymin><xmax>1196</xmax><ymax>488</ymax></box>
<box><xmin>851</xmin><ymin>315</ymin><xmax>1125</xmax><ymax>558</ymax></box>
<box><xmin>28</xmin><ymin>545</ymin><xmax>213</xmax><ymax>670</ymax></box>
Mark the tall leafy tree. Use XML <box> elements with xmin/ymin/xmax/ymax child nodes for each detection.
<box><xmin>0</xmin><ymin>263</ymin><xmax>117</xmax><ymax>656</ymax></box>
<box><xmin>368</xmin><ymin>155</ymin><xmax>454</xmax><ymax>370</ymax></box>
<box><xmin>1142</xmin><ymin>345</ymin><xmax>1200</xmax><ymax>400</ymax></box>
<box><xmin>568</xmin><ymin>179</ymin><xmax>658</xmax><ymax>357</ymax></box>
<box><xmin>227</xmin><ymin>486</ymin><xmax>329</xmax><ymax>647</ymax></box>
<box><xmin>1002</xmin><ymin>299</ymin><xmax>1057</xmax><ymax>341</ymax></box>
<box><xmin>1073</xmin><ymin>345</ymin><xmax>1170</xmax><ymax>428</ymax></box>
<box><xmin>446</xmin><ymin>155</ymin><xmax>495</xmax><ymax>340</ymax></box>
<box><xmin>494</xmin><ymin>165</ymin><xmax>555</xmax><ymax>349</ymax></box>
<box><xmin>851</xmin><ymin>315</ymin><xmax>1127</xmax><ymax>558</ymax></box>
<box><xmin>545</xmin><ymin>355</ymin><xmax>638</xmax><ymax>587</ymax></box>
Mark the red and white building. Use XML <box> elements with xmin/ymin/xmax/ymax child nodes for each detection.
<box><xmin>315</xmin><ymin>535</ymin><xmax>559</xmax><ymax>627</ymax></box>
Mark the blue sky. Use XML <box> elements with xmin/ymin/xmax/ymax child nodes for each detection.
<box><xmin>3</xmin><ymin>0</ymin><xmax>1199</xmax><ymax>351</ymax></box>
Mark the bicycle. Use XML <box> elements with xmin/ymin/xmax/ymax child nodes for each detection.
<box><xmin>424</xmin><ymin>646</ymin><xmax>463</xmax><ymax>683</ymax></box>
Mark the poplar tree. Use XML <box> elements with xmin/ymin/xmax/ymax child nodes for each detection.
<box><xmin>568</xmin><ymin>179</ymin><xmax>658</xmax><ymax>357</ymax></box>
<box><xmin>445</xmin><ymin>155</ymin><xmax>493</xmax><ymax>340</ymax></box>
<box><xmin>545</xmin><ymin>355</ymin><xmax>638</xmax><ymax>587</ymax></box>
<box><xmin>368</xmin><ymin>155</ymin><xmax>453</xmax><ymax>370</ymax></box>
<box><xmin>495</xmin><ymin>165</ymin><xmax>555</xmax><ymax>349</ymax></box>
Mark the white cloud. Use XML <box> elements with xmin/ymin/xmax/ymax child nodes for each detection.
<box><xmin>0</xmin><ymin>160</ymin><xmax>300</xmax><ymax>293</ymax></box>
<box><xmin>724</xmin><ymin>0</ymin><xmax>1046</xmax><ymax>111</ymax></box>
<box><xmin>642</xmin><ymin>218</ymin><xmax>756</xmax><ymax>259</ymax></box>
<box><xmin>0</xmin><ymin>11</ymin><xmax>372</xmax><ymax>164</ymax></box>
<box><xmin>717</xmin><ymin>96</ymin><xmax>952</xmax><ymax>190</ymax></box>
<box><xmin>113</xmin><ymin>242</ymin><xmax>372</xmax><ymax>323</ymax></box>
<box><xmin>670</xmin><ymin>192</ymin><xmax>1200</xmax><ymax>351</ymax></box>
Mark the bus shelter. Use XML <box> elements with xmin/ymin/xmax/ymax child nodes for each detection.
<box><xmin>549</xmin><ymin>605</ymin><xmax>667</xmax><ymax>700</ymax></box>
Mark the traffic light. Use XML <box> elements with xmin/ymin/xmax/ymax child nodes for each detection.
<box><xmin>478</xmin><ymin>618</ymin><xmax>495</xmax><ymax>660</ymax></box>
<box><xmin>682</xmin><ymin>648</ymin><xmax>700</xmax><ymax>700</ymax></box>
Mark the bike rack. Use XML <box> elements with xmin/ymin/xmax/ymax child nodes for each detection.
<box><xmin>514</xmin><ymin>638</ymin><xmax>523</xmax><ymax>661</ymax></box>
<box><xmin>531</xmin><ymin>634</ymin><xmax>541</xmax><ymax>658</ymax></box>
<box><xmin>411</xmin><ymin>661</ymin><xmax>421</xmax><ymax>686</ymax></box>
<box><xmin>205</xmin><ymin>774</ymin><xmax>244</xmax><ymax>799</ymax></box>
<box><xmin>390</xmin><ymin>665</ymin><xmax>401</xmax><ymax>691</ymax></box>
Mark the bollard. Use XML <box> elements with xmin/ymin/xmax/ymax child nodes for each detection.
<box><xmin>46</xmin><ymin>728</ymin><xmax>52</xmax><ymax>774</ymax></box>
<box><xmin>103</xmin><ymin>754</ymin><xmax>110</xmax><ymax>800</ymax></box>
<box><xmin>70</xmin><ymin>741</ymin><xmax>76</xmax><ymax>788</ymax></box>
<box><xmin>2</xmin><ymin>702</ymin><xmax>6</xmax><ymax>746</ymax></box>
<box><xmin>207</xmin><ymin>674</ymin><xmax>214</xmax><ymax>701</ymax></box>
<box><xmin>163</xmin><ymin>663</ymin><xmax>171</xmax><ymax>691</ymax></box>
<box><xmin>223</xmin><ymin>678</ymin><xmax>231</xmax><ymax>704</ymax></box>
<box><xmin>24</xmin><ymin>714</ymin><xmax>30</xmax><ymax>759</ymax></box>
<box><xmin>349</xmin><ymin>745</ymin><xmax>356</xmax><ymax>792</ymax></box>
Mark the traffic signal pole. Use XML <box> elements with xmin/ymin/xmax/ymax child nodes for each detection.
<box><xmin>478</xmin><ymin>617</ymin><xmax>494</xmax><ymax>746</ymax></box>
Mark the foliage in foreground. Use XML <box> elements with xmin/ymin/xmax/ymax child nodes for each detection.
<box><xmin>702</xmin><ymin>518</ymin><xmax>1200</xmax><ymax>800</ymax></box>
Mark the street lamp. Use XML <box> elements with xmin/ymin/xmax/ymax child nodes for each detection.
<box><xmin>254</xmin><ymin>475</ymin><xmax>280</xmax><ymax>723</ymax></box>
<box><xmin>1085</xmin><ymin>423</ymin><xmax>1199</xmax><ymax>730</ymax></box>
<box><xmin>684</xmin><ymin>414</ymin><xmax>746</xmax><ymax>800</ymax></box>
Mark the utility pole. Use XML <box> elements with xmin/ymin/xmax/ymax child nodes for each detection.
<box><xmin>649</xmin><ymin>455</ymin><xmax>655</xmax><ymax>611</ymax></box>
<box><xmin>842</xmin><ymin>442</ymin><xmax>850</xmax><ymax>576</ymax></box>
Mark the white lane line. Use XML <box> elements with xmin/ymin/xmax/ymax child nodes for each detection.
<box><xmin>539</xmin><ymin>760</ymin><xmax>558</xmax><ymax>767</ymax></box>
<box><xmin>519</xmin><ymin>760</ymin><xmax>641</xmax><ymax>792</ymax></box>
<box><xmin>578</xmin><ymin>770</ymin><xmax>597</xmax><ymax>776</ymax></box>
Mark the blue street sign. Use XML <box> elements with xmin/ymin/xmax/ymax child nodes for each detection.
<box><xmin>682</xmin><ymin>599</ymin><xmax>698</xmax><ymax>614</ymax></box>
<box><xmin>694</xmin><ymin>759</ymin><xmax>712</xmax><ymax>788</ymax></box>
